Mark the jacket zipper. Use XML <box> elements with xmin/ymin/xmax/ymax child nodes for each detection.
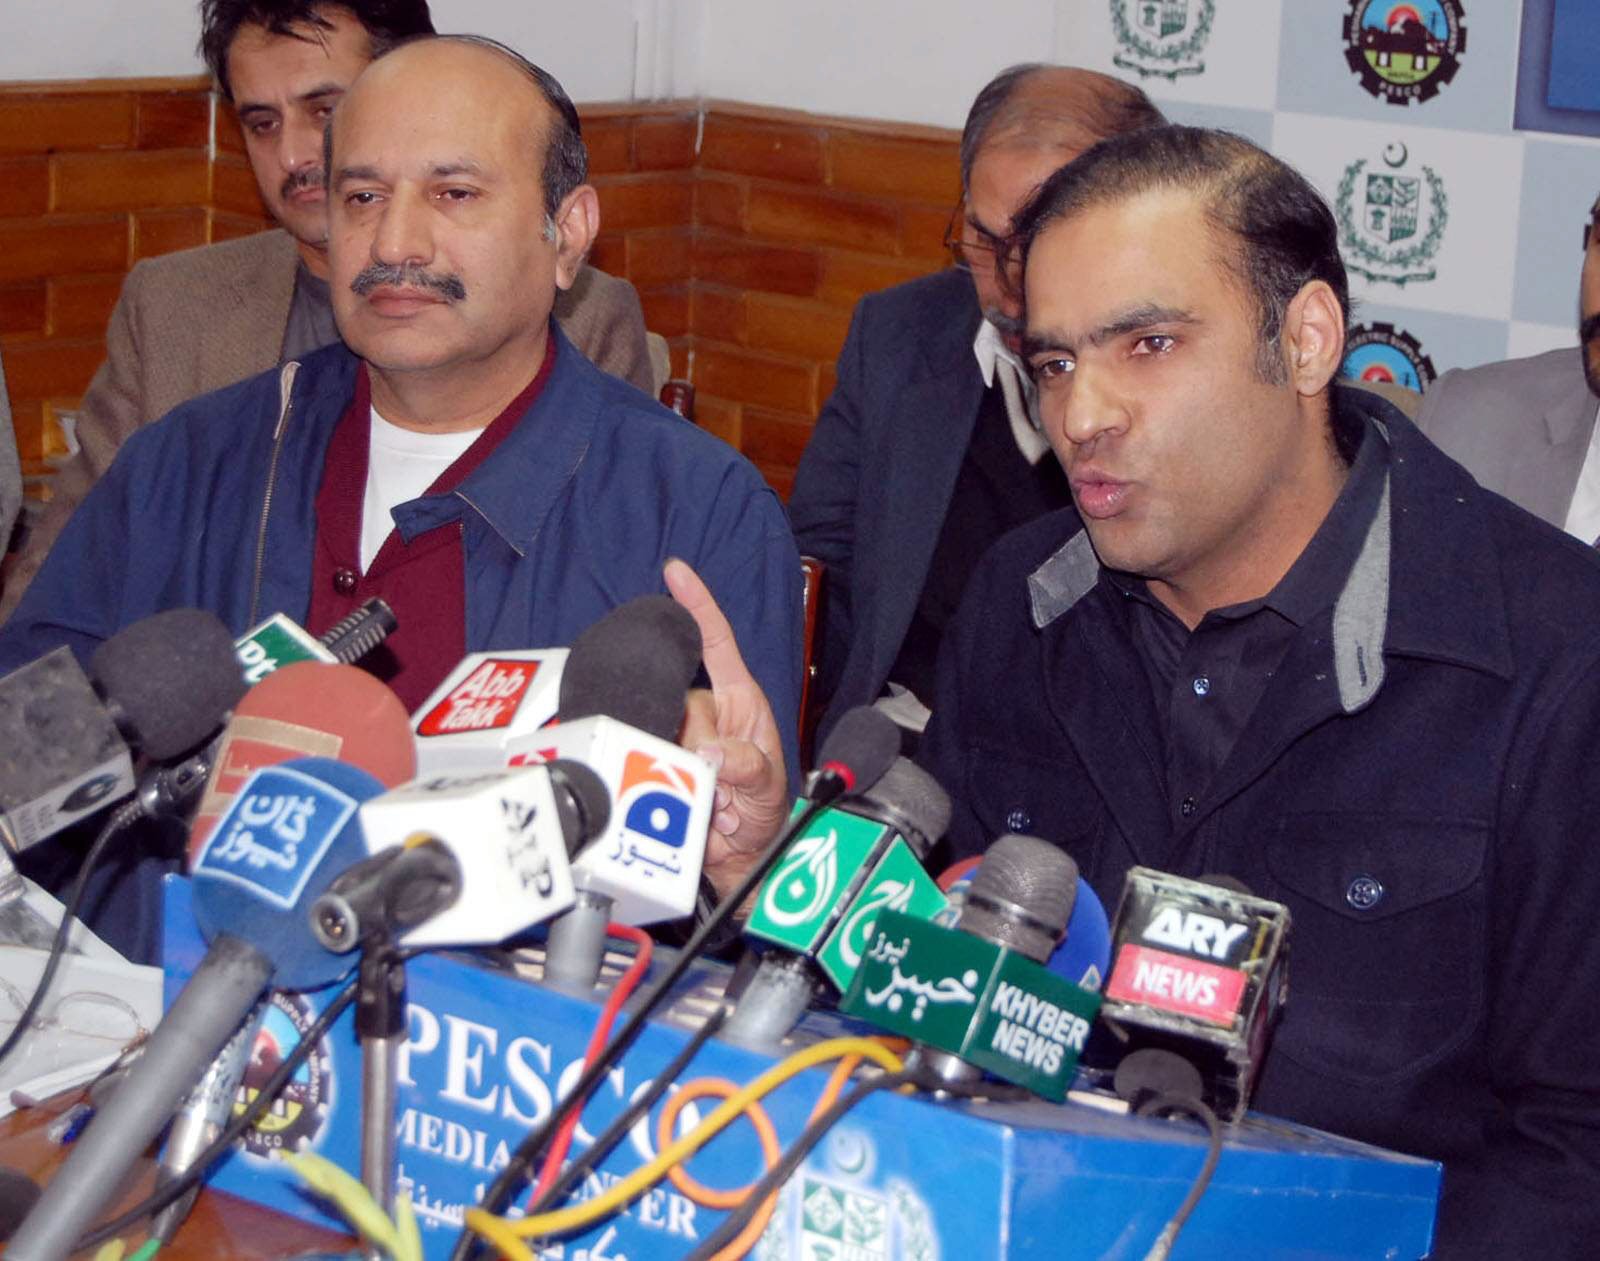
<box><xmin>248</xmin><ymin>362</ymin><xmax>301</xmax><ymax>624</ymax></box>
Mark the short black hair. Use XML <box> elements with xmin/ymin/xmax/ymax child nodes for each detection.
<box><xmin>199</xmin><ymin>1</ymin><xmax>435</xmax><ymax>100</ymax></box>
<box><xmin>1012</xmin><ymin>125</ymin><xmax>1350</xmax><ymax>385</ymax></box>
<box><xmin>330</xmin><ymin>34</ymin><xmax>588</xmax><ymax>219</ymax></box>
<box><xmin>959</xmin><ymin>64</ymin><xmax>1165</xmax><ymax>193</ymax></box>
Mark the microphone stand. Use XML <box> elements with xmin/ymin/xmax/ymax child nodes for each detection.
<box><xmin>310</xmin><ymin>842</ymin><xmax>462</xmax><ymax>1260</ymax></box>
<box><xmin>354</xmin><ymin>938</ymin><xmax>406</xmax><ymax>1259</ymax></box>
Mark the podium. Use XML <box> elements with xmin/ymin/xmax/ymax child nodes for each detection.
<box><xmin>161</xmin><ymin>878</ymin><xmax>1440</xmax><ymax>1260</ymax></box>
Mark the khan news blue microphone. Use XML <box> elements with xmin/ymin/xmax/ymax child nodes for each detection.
<box><xmin>1095</xmin><ymin>868</ymin><xmax>1291</xmax><ymax>1122</ymax></box>
<box><xmin>840</xmin><ymin>834</ymin><xmax>1102</xmax><ymax>1101</ymax></box>
<box><xmin>0</xmin><ymin>609</ymin><xmax>245</xmax><ymax>851</ymax></box>
<box><xmin>6</xmin><ymin>756</ymin><xmax>384</xmax><ymax>1261</ymax></box>
<box><xmin>724</xmin><ymin>756</ymin><xmax>952</xmax><ymax>1045</ymax></box>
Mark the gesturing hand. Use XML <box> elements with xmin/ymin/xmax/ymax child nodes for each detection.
<box><xmin>664</xmin><ymin>558</ymin><xmax>791</xmax><ymax>900</ymax></box>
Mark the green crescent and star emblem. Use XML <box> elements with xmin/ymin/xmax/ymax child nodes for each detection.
<box><xmin>1335</xmin><ymin>140</ymin><xmax>1448</xmax><ymax>285</ymax></box>
<box><xmin>1109</xmin><ymin>0</ymin><xmax>1214</xmax><ymax>81</ymax></box>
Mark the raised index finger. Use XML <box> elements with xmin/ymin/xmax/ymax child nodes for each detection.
<box><xmin>664</xmin><ymin>557</ymin><xmax>753</xmax><ymax>692</ymax></box>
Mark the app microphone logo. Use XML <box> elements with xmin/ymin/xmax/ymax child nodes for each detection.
<box><xmin>416</xmin><ymin>660</ymin><xmax>544</xmax><ymax>736</ymax></box>
<box><xmin>617</xmin><ymin>752</ymin><xmax>697</xmax><ymax>860</ymax></box>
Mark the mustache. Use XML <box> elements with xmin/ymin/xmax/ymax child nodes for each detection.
<box><xmin>1582</xmin><ymin>311</ymin><xmax>1600</xmax><ymax>346</ymax></box>
<box><xmin>350</xmin><ymin>263</ymin><xmax>467</xmax><ymax>303</ymax></box>
<box><xmin>279</xmin><ymin>166</ymin><xmax>325</xmax><ymax>200</ymax></box>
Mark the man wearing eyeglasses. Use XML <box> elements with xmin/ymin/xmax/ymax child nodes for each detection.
<box><xmin>788</xmin><ymin>65</ymin><xmax>1164</xmax><ymax>746</ymax></box>
<box><xmin>1416</xmin><ymin>193</ymin><xmax>1600</xmax><ymax>539</ymax></box>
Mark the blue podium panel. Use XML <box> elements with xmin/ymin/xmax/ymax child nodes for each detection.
<box><xmin>160</xmin><ymin>878</ymin><xmax>1439</xmax><ymax>1260</ymax></box>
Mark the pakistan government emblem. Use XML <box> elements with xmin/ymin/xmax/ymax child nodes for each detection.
<box><xmin>1343</xmin><ymin>321</ymin><xmax>1438</xmax><ymax>391</ymax></box>
<box><xmin>1109</xmin><ymin>0</ymin><xmax>1214</xmax><ymax>81</ymax></box>
<box><xmin>1342</xmin><ymin>1</ymin><xmax>1467</xmax><ymax>106</ymax></box>
<box><xmin>1335</xmin><ymin>142</ymin><xmax>1447</xmax><ymax>285</ymax></box>
<box><xmin>752</xmin><ymin>1134</ymin><xmax>939</xmax><ymax>1261</ymax></box>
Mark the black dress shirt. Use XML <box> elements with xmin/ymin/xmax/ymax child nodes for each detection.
<box><xmin>1109</xmin><ymin>409</ymin><xmax>1387</xmax><ymax>829</ymax></box>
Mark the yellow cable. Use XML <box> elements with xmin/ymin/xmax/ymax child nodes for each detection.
<box><xmin>464</xmin><ymin>1036</ymin><xmax>905</xmax><ymax>1249</ymax></box>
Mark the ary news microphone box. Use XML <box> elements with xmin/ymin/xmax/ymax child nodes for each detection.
<box><xmin>160</xmin><ymin>880</ymin><xmax>1439</xmax><ymax>1260</ymax></box>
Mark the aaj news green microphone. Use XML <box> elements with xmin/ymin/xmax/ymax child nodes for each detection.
<box><xmin>840</xmin><ymin>834</ymin><xmax>1102</xmax><ymax>1102</ymax></box>
<box><xmin>725</xmin><ymin>757</ymin><xmax>951</xmax><ymax>1045</ymax></box>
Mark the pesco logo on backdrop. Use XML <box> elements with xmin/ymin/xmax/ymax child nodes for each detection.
<box><xmin>1109</xmin><ymin>0</ymin><xmax>1214</xmax><ymax>81</ymax></box>
<box><xmin>1336</xmin><ymin>141</ymin><xmax>1448</xmax><ymax>285</ymax></box>
<box><xmin>1342</xmin><ymin>1</ymin><xmax>1467</xmax><ymax>106</ymax></box>
<box><xmin>1343</xmin><ymin>321</ymin><xmax>1438</xmax><ymax>390</ymax></box>
<box><xmin>236</xmin><ymin>993</ymin><xmax>332</xmax><ymax>1157</ymax></box>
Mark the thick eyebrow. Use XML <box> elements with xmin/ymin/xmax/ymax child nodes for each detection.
<box><xmin>428</xmin><ymin>160</ymin><xmax>486</xmax><ymax>179</ymax></box>
<box><xmin>236</xmin><ymin>81</ymin><xmax>346</xmax><ymax>117</ymax></box>
<box><xmin>1022</xmin><ymin>303</ymin><xmax>1199</xmax><ymax>359</ymax></box>
<box><xmin>332</xmin><ymin>163</ymin><xmax>383</xmax><ymax>188</ymax></box>
<box><xmin>332</xmin><ymin>159</ymin><xmax>489</xmax><ymax>189</ymax></box>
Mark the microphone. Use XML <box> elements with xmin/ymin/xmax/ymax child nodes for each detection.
<box><xmin>725</xmin><ymin>757</ymin><xmax>951</xmax><ymax>1045</ymax></box>
<box><xmin>1094</xmin><ymin>867</ymin><xmax>1290</xmax><ymax>1122</ymax></box>
<box><xmin>937</xmin><ymin>856</ymin><xmax>1113</xmax><ymax>991</ymax></box>
<box><xmin>0</xmin><ymin>610</ymin><xmax>244</xmax><ymax>851</ymax></box>
<box><xmin>542</xmin><ymin>598</ymin><xmax>712</xmax><ymax>986</ymax></box>
<box><xmin>234</xmin><ymin>598</ymin><xmax>398</xmax><ymax>683</ymax></box>
<box><xmin>337</xmin><ymin>759</ymin><xmax>611</xmax><ymax>949</ymax></box>
<box><xmin>185</xmin><ymin>662</ymin><xmax>417</xmax><ymax>858</ymax></box>
<box><xmin>5</xmin><ymin>756</ymin><xmax>384</xmax><ymax>1261</ymax></box>
<box><xmin>840</xmin><ymin>834</ymin><xmax>1102</xmax><ymax>1101</ymax></box>
<box><xmin>410</xmin><ymin>649</ymin><xmax>568</xmax><ymax>774</ymax></box>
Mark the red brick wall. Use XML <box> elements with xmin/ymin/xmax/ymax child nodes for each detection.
<box><xmin>587</xmin><ymin>102</ymin><xmax>960</xmax><ymax>496</ymax></box>
<box><xmin>1</xmin><ymin>85</ymin><xmax>960</xmax><ymax>499</ymax></box>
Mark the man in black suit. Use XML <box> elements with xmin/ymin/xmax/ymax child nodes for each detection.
<box><xmin>788</xmin><ymin>65</ymin><xmax>1163</xmax><ymax>745</ymax></box>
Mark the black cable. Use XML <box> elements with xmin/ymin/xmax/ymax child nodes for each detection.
<box><xmin>0</xmin><ymin>799</ymin><xmax>145</xmax><ymax>1072</ymax></box>
<box><xmin>528</xmin><ymin>1005</ymin><xmax>729</xmax><ymax>1217</ymax></box>
<box><xmin>73</xmin><ymin>969</ymin><xmax>362</xmax><ymax>1251</ymax></box>
<box><xmin>682</xmin><ymin>1068</ymin><xmax>915</xmax><ymax>1261</ymax></box>
<box><xmin>450</xmin><ymin>793</ymin><xmax>836</xmax><ymax>1261</ymax></box>
<box><xmin>1135</xmin><ymin>1093</ymin><xmax>1223</xmax><ymax>1261</ymax></box>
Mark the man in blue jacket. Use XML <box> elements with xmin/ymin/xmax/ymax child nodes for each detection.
<box><xmin>688</xmin><ymin>127</ymin><xmax>1600</xmax><ymax>1256</ymax></box>
<box><xmin>0</xmin><ymin>36</ymin><xmax>800</xmax><ymax>961</ymax></box>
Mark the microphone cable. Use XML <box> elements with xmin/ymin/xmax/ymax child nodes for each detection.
<box><xmin>0</xmin><ymin>798</ymin><xmax>145</xmax><ymax>1072</ymax></box>
<box><xmin>681</xmin><ymin>1067</ymin><xmax>917</xmax><ymax>1261</ymax></box>
<box><xmin>452</xmin><ymin>706</ymin><xmax>900</xmax><ymax>1261</ymax></box>
<box><xmin>451</xmin><ymin>790</ymin><xmax>839</xmax><ymax>1258</ymax></box>
<box><xmin>464</xmin><ymin>1037</ymin><xmax>908</xmax><ymax>1258</ymax></box>
<box><xmin>529</xmin><ymin>924</ymin><xmax>655</xmax><ymax>1203</ymax></box>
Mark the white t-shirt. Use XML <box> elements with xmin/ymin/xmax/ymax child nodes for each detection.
<box><xmin>360</xmin><ymin>407</ymin><xmax>480</xmax><ymax>572</ymax></box>
<box><xmin>1562</xmin><ymin>397</ymin><xmax>1600</xmax><ymax>548</ymax></box>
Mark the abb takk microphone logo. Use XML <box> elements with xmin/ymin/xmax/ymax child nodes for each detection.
<box><xmin>618</xmin><ymin>752</ymin><xmax>697</xmax><ymax>856</ymax></box>
<box><xmin>416</xmin><ymin>660</ymin><xmax>543</xmax><ymax>736</ymax></box>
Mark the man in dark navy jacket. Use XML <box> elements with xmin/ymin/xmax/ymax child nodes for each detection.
<box><xmin>0</xmin><ymin>37</ymin><xmax>800</xmax><ymax>962</ymax></box>
<box><xmin>690</xmin><ymin>126</ymin><xmax>1600</xmax><ymax>1257</ymax></box>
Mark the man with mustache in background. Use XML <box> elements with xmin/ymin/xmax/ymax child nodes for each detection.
<box><xmin>1417</xmin><ymin>191</ymin><xmax>1600</xmax><ymax>540</ymax></box>
<box><xmin>0</xmin><ymin>0</ymin><xmax>654</xmax><ymax>619</ymax></box>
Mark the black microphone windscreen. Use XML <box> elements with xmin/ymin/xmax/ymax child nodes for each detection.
<box><xmin>91</xmin><ymin>610</ymin><xmax>246</xmax><ymax>760</ymax></box>
<box><xmin>814</xmin><ymin>706</ymin><xmax>899</xmax><ymax>795</ymax></box>
<box><xmin>853</xmin><ymin>757</ymin><xmax>951</xmax><ymax>857</ymax></box>
<box><xmin>548</xmin><ymin>758</ymin><xmax>612</xmax><ymax>852</ymax></box>
<box><xmin>960</xmin><ymin>833</ymin><xmax>1078</xmax><ymax>963</ymax></box>
<box><xmin>557</xmin><ymin>596</ymin><xmax>702</xmax><ymax>740</ymax></box>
